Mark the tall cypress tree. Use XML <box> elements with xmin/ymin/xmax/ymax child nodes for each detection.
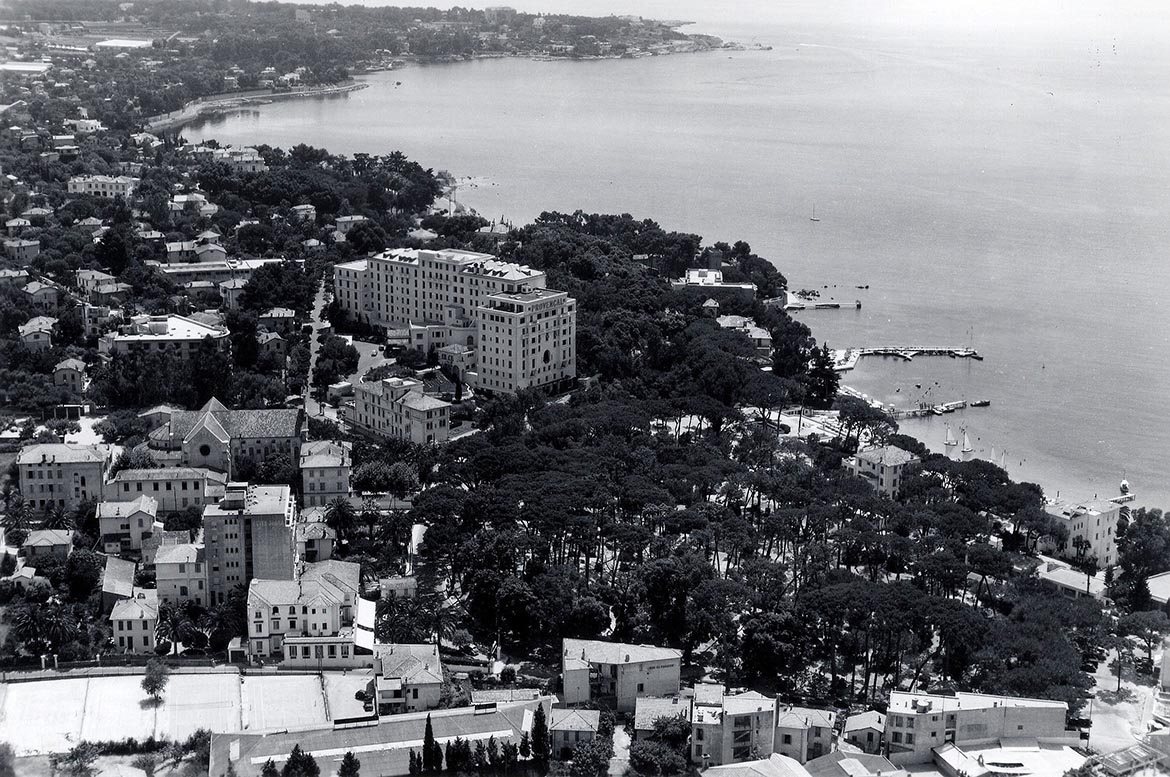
<box><xmin>423</xmin><ymin>714</ymin><xmax>436</xmax><ymax>772</ymax></box>
<box><xmin>531</xmin><ymin>704</ymin><xmax>550</xmax><ymax>765</ymax></box>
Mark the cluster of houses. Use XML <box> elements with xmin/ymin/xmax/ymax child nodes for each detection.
<box><xmin>199</xmin><ymin>630</ymin><xmax>1117</xmax><ymax>777</ymax></box>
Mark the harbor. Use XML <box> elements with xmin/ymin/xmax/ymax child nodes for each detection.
<box><xmin>832</xmin><ymin>346</ymin><xmax>982</xmax><ymax>372</ymax></box>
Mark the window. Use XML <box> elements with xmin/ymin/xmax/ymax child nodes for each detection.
<box><xmin>412</xmin><ymin>688</ymin><xmax>419</xmax><ymax>699</ymax></box>
<box><xmin>891</xmin><ymin>732</ymin><xmax>902</xmax><ymax>744</ymax></box>
<box><xmin>637</xmin><ymin>683</ymin><xmax>644</xmax><ymax>693</ymax></box>
<box><xmin>905</xmin><ymin>734</ymin><xmax>914</xmax><ymax>745</ymax></box>
<box><xmin>782</xmin><ymin>735</ymin><xmax>792</xmax><ymax>745</ymax></box>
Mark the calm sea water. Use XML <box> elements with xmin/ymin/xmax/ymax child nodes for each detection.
<box><xmin>187</xmin><ymin>0</ymin><xmax>1170</xmax><ymax>507</ymax></box>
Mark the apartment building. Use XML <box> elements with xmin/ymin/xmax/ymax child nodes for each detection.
<box><xmin>203</xmin><ymin>482</ymin><xmax>297</xmax><ymax>605</ymax></box>
<box><xmin>108</xmin><ymin>466</ymin><xmax>227</xmax><ymax>512</ymax></box>
<box><xmin>374</xmin><ymin>643</ymin><xmax>445</xmax><ymax>714</ymax></box>
<box><xmin>1044</xmin><ymin>491</ymin><xmax>1130</xmax><ymax>567</ymax></box>
<box><xmin>97</xmin><ymin>494</ymin><xmax>159</xmax><ymax>554</ymax></box>
<box><xmin>842</xmin><ymin>711</ymin><xmax>886</xmax><ymax>755</ymax></box>
<box><xmin>18</xmin><ymin>443</ymin><xmax>109</xmax><ymax>509</ymax></box>
<box><xmin>474</xmin><ymin>289</ymin><xmax>576</xmax><ymax>395</ymax></box>
<box><xmin>246</xmin><ymin>559</ymin><xmax>361</xmax><ymax>667</ymax></box>
<box><xmin>332</xmin><ymin>249</ymin><xmax>576</xmax><ymax>395</ymax></box>
<box><xmin>100</xmin><ymin>314</ymin><xmax>230</xmax><ymax>360</ymax></box>
<box><xmin>775</xmin><ymin>706</ymin><xmax>837</xmax><ymax>763</ymax></box>
<box><xmin>3</xmin><ymin>238</ymin><xmax>40</xmax><ymax>262</ymax></box>
<box><xmin>562</xmin><ymin>638</ymin><xmax>683</xmax><ymax>713</ymax></box>
<box><xmin>692</xmin><ymin>686</ymin><xmax>777</xmax><ymax>766</ymax></box>
<box><xmin>844</xmin><ymin>446</ymin><xmax>920</xmax><ymax>499</ymax></box>
<box><xmin>67</xmin><ymin>174</ymin><xmax>139</xmax><ymax>198</ymax></box>
<box><xmin>299</xmin><ymin>440</ymin><xmax>351</xmax><ymax>507</ymax></box>
<box><xmin>109</xmin><ymin>590</ymin><xmax>158</xmax><ymax>654</ymax></box>
<box><xmin>884</xmin><ymin>691</ymin><xmax>1074</xmax><ymax>765</ymax></box>
<box><xmin>155</xmin><ymin>543</ymin><xmax>208</xmax><ymax>607</ymax></box>
<box><xmin>144</xmin><ymin>398</ymin><xmax>304</xmax><ymax>478</ymax></box>
<box><xmin>344</xmin><ymin>377</ymin><xmax>450</xmax><ymax>446</ymax></box>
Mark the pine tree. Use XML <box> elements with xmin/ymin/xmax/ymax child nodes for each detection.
<box><xmin>409</xmin><ymin>751</ymin><xmax>420</xmax><ymax>776</ymax></box>
<box><xmin>473</xmin><ymin>740</ymin><xmax>488</xmax><ymax>770</ymax></box>
<box><xmin>519</xmin><ymin>732</ymin><xmax>531</xmax><ymax>760</ymax></box>
<box><xmin>531</xmin><ymin>704</ymin><xmax>550</xmax><ymax>764</ymax></box>
<box><xmin>430</xmin><ymin>738</ymin><xmax>443</xmax><ymax>773</ymax></box>
<box><xmin>282</xmin><ymin>746</ymin><xmax>319</xmax><ymax>777</ymax></box>
<box><xmin>486</xmin><ymin>736</ymin><xmax>500</xmax><ymax>768</ymax></box>
<box><xmin>423</xmin><ymin>714</ymin><xmax>436</xmax><ymax>772</ymax></box>
<box><xmin>339</xmin><ymin>752</ymin><xmax>360</xmax><ymax>777</ymax></box>
<box><xmin>261</xmin><ymin>760</ymin><xmax>279</xmax><ymax>777</ymax></box>
<box><xmin>445</xmin><ymin>742</ymin><xmax>455</xmax><ymax>772</ymax></box>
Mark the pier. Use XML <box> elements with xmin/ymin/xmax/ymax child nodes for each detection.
<box><xmin>840</xmin><ymin>387</ymin><xmax>990</xmax><ymax>420</ymax></box>
<box><xmin>831</xmin><ymin>346</ymin><xmax>982</xmax><ymax>372</ymax></box>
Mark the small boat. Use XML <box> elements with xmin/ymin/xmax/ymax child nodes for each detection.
<box><xmin>961</xmin><ymin>428</ymin><xmax>974</xmax><ymax>454</ymax></box>
<box><xmin>932</xmin><ymin>407</ymin><xmax>944</xmax><ymax>416</ymax></box>
<box><xmin>970</xmin><ymin>399</ymin><xmax>991</xmax><ymax>407</ymax></box>
<box><xmin>944</xmin><ymin>425</ymin><xmax>958</xmax><ymax>447</ymax></box>
<box><xmin>810</xmin><ymin>205</ymin><xmax>820</xmax><ymax>222</ymax></box>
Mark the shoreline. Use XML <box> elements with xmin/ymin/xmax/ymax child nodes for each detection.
<box><xmin>143</xmin><ymin>81</ymin><xmax>369</xmax><ymax>134</ymax></box>
<box><xmin>158</xmin><ymin>41</ymin><xmax>770</xmax><ymax>133</ymax></box>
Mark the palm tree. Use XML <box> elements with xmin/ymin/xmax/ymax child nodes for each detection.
<box><xmin>200</xmin><ymin>603</ymin><xmax>243</xmax><ymax>649</ymax></box>
<box><xmin>42</xmin><ymin>504</ymin><xmax>73</xmax><ymax>531</ymax></box>
<box><xmin>10</xmin><ymin>602</ymin><xmax>77</xmax><ymax>653</ymax></box>
<box><xmin>155</xmin><ymin>603</ymin><xmax>196</xmax><ymax>655</ymax></box>
<box><xmin>2</xmin><ymin>494</ymin><xmax>29</xmax><ymax>531</ymax></box>
<box><xmin>324</xmin><ymin>497</ymin><xmax>356</xmax><ymax>543</ymax></box>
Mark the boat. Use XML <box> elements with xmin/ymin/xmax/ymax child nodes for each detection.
<box><xmin>944</xmin><ymin>425</ymin><xmax>958</xmax><ymax>447</ymax></box>
<box><xmin>932</xmin><ymin>407</ymin><xmax>944</xmax><ymax>416</ymax></box>
<box><xmin>810</xmin><ymin>205</ymin><xmax>820</xmax><ymax>222</ymax></box>
<box><xmin>970</xmin><ymin>399</ymin><xmax>991</xmax><ymax>407</ymax></box>
<box><xmin>961</xmin><ymin>428</ymin><xmax>974</xmax><ymax>454</ymax></box>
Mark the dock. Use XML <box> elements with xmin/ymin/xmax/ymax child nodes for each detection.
<box><xmin>831</xmin><ymin>346</ymin><xmax>982</xmax><ymax>372</ymax></box>
<box><xmin>840</xmin><ymin>387</ymin><xmax>991</xmax><ymax>420</ymax></box>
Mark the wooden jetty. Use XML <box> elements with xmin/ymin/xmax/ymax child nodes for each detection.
<box><xmin>832</xmin><ymin>346</ymin><xmax>982</xmax><ymax>372</ymax></box>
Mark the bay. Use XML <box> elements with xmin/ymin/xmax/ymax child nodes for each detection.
<box><xmin>185</xmin><ymin>0</ymin><xmax>1170</xmax><ymax>508</ymax></box>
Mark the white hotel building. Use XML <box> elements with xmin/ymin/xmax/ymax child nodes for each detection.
<box><xmin>333</xmin><ymin>249</ymin><xmax>576</xmax><ymax>395</ymax></box>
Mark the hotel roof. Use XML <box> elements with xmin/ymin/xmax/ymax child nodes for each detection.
<box><xmin>18</xmin><ymin>443</ymin><xmax>107</xmax><ymax>465</ymax></box>
<box><xmin>563</xmin><ymin>638</ymin><xmax>682</xmax><ymax>671</ymax></box>
<box><xmin>97</xmin><ymin>495</ymin><xmax>158</xmax><ymax>518</ymax></box>
<box><xmin>154</xmin><ymin>543</ymin><xmax>203</xmax><ymax>566</ymax></box>
<box><xmin>24</xmin><ymin>529</ymin><xmax>74</xmax><ymax>548</ymax></box>
<box><xmin>776</xmin><ymin>706</ymin><xmax>836</xmax><ymax>729</ymax></box>
<box><xmin>703</xmin><ymin>754</ymin><xmax>812</xmax><ymax>777</ymax></box>
<box><xmin>843</xmin><ymin>711</ymin><xmax>885</xmax><ymax>733</ymax></box>
<box><xmin>101</xmin><ymin>555</ymin><xmax>136</xmax><ymax>599</ymax></box>
<box><xmin>853</xmin><ymin>446</ymin><xmax>918</xmax><ymax>467</ymax></box>
<box><xmin>550</xmin><ymin>709</ymin><xmax>600</xmax><ymax>733</ymax></box>
<box><xmin>110</xmin><ymin>594</ymin><xmax>158</xmax><ymax>622</ymax></box>
<box><xmin>888</xmin><ymin>691</ymin><xmax>1067</xmax><ymax>713</ymax></box>
<box><xmin>635</xmin><ymin>696</ymin><xmax>692</xmax><ymax>730</ymax></box>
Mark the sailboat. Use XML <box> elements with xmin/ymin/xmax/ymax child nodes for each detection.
<box><xmin>961</xmin><ymin>428</ymin><xmax>974</xmax><ymax>455</ymax></box>
<box><xmin>809</xmin><ymin>205</ymin><xmax>820</xmax><ymax>222</ymax></box>
<box><xmin>944</xmin><ymin>425</ymin><xmax>958</xmax><ymax>447</ymax></box>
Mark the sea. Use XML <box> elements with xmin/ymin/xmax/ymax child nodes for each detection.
<box><xmin>184</xmin><ymin>0</ymin><xmax>1170</xmax><ymax>508</ymax></box>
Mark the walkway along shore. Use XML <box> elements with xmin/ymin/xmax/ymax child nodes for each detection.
<box><xmin>144</xmin><ymin>80</ymin><xmax>369</xmax><ymax>133</ymax></box>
